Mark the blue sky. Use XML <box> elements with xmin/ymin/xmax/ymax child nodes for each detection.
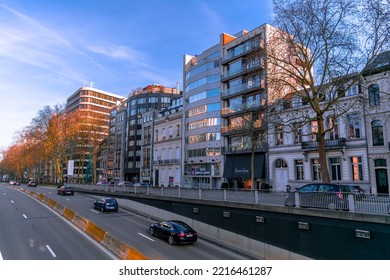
<box><xmin>0</xmin><ymin>0</ymin><xmax>273</xmax><ymax>149</ymax></box>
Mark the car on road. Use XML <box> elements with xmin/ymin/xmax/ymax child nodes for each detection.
<box><xmin>149</xmin><ymin>220</ymin><xmax>197</xmax><ymax>245</ymax></box>
<box><xmin>93</xmin><ymin>197</ymin><xmax>118</xmax><ymax>212</ymax></box>
<box><xmin>28</xmin><ymin>181</ymin><xmax>37</xmax><ymax>187</ymax></box>
<box><xmin>284</xmin><ymin>183</ymin><xmax>354</xmax><ymax>210</ymax></box>
<box><xmin>57</xmin><ymin>185</ymin><xmax>75</xmax><ymax>196</ymax></box>
<box><xmin>9</xmin><ymin>180</ymin><xmax>20</xmax><ymax>185</ymax></box>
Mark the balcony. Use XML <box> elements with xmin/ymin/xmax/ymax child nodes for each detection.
<box><xmin>221</xmin><ymin>120</ymin><xmax>263</xmax><ymax>135</ymax></box>
<box><xmin>221</xmin><ymin>62</ymin><xmax>264</xmax><ymax>82</ymax></box>
<box><xmin>221</xmin><ymin>41</ymin><xmax>264</xmax><ymax>65</ymax></box>
<box><xmin>221</xmin><ymin>100</ymin><xmax>263</xmax><ymax>117</ymax></box>
<box><xmin>301</xmin><ymin>138</ymin><xmax>346</xmax><ymax>151</ymax></box>
<box><xmin>221</xmin><ymin>80</ymin><xmax>265</xmax><ymax>100</ymax></box>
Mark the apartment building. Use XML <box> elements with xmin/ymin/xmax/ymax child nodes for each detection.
<box><xmin>140</xmin><ymin>97</ymin><xmax>183</xmax><ymax>187</ymax></box>
<box><xmin>65</xmin><ymin>86</ymin><xmax>125</xmax><ymax>182</ymax></box>
<box><xmin>362</xmin><ymin>51</ymin><xmax>390</xmax><ymax>194</ymax></box>
<box><xmin>124</xmin><ymin>84</ymin><xmax>181</xmax><ymax>183</ymax></box>
<box><xmin>183</xmin><ymin>44</ymin><xmax>223</xmax><ymax>188</ymax></box>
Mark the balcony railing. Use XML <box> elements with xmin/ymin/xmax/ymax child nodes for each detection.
<box><xmin>221</xmin><ymin>100</ymin><xmax>263</xmax><ymax>116</ymax></box>
<box><xmin>221</xmin><ymin>80</ymin><xmax>265</xmax><ymax>99</ymax></box>
<box><xmin>221</xmin><ymin>41</ymin><xmax>263</xmax><ymax>65</ymax></box>
<box><xmin>221</xmin><ymin>62</ymin><xmax>264</xmax><ymax>82</ymax></box>
<box><xmin>301</xmin><ymin>138</ymin><xmax>346</xmax><ymax>150</ymax></box>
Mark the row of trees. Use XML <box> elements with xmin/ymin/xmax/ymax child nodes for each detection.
<box><xmin>0</xmin><ymin>105</ymin><xmax>107</xmax><ymax>184</ymax></box>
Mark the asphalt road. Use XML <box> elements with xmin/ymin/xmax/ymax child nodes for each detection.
<box><xmin>12</xmin><ymin>183</ymin><xmax>251</xmax><ymax>260</ymax></box>
<box><xmin>0</xmin><ymin>184</ymin><xmax>116</xmax><ymax>260</ymax></box>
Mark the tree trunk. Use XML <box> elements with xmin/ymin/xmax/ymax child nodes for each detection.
<box><xmin>317</xmin><ymin>117</ymin><xmax>330</xmax><ymax>182</ymax></box>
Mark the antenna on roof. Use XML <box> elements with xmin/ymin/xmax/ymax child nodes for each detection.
<box><xmin>90</xmin><ymin>82</ymin><xmax>94</xmax><ymax>88</ymax></box>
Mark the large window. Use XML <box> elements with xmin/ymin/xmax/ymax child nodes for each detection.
<box><xmin>327</xmin><ymin>117</ymin><xmax>338</xmax><ymax>140</ymax></box>
<box><xmin>311</xmin><ymin>159</ymin><xmax>321</xmax><ymax>181</ymax></box>
<box><xmin>348</xmin><ymin>113</ymin><xmax>361</xmax><ymax>139</ymax></box>
<box><xmin>295</xmin><ymin>159</ymin><xmax>304</xmax><ymax>180</ymax></box>
<box><xmin>368</xmin><ymin>84</ymin><xmax>380</xmax><ymax>106</ymax></box>
<box><xmin>311</xmin><ymin>121</ymin><xmax>318</xmax><ymax>141</ymax></box>
<box><xmin>371</xmin><ymin>120</ymin><xmax>384</xmax><ymax>146</ymax></box>
<box><xmin>329</xmin><ymin>158</ymin><xmax>341</xmax><ymax>181</ymax></box>
<box><xmin>276</xmin><ymin>124</ymin><xmax>284</xmax><ymax>146</ymax></box>
<box><xmin>294</xmin><ymin>123</ymin><xmax>302</xmax><ymax>144</ymax></box>
<box><xmin>351</xmin><ymin>157</ymin><xmax>363</xmax><ymax>181</ymax></box>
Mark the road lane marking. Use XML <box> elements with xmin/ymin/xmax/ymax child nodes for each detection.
<box><xmin>0</xmin><ymin>251</ymin><xmax>3</xmax><ymax>260</ymax></box>
<box><xmin>90</xmin><ymin>209</ymin><xmax>99</xmax><ymax>214</ymax></box>
<box><xmin>46</xmin><ymin>245</ymin><xmax>56</xmax><ymax>258</ymax></box>
<box><xmin>138</xmin><ymin>233</ymin><xmax>154</xmax><ymax>241</ymax></box>
<box><xmin>11</xmin><ymin>200</ymin><xmax>14</xmax><ymax>203</ymax></box>
<box><xmin>22</xmin><ymin>214</ymin><xmax>28</xmax><ymax>219</ymax></box>
<box><xmin>65</xmin><ymin>198</ymin><xmax>71</xmax><ymax>201</ymax></box>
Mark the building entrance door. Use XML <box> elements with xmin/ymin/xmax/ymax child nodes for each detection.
<box><xmin>376</xmin><ymin>169</ymin><xmax>389</xmax><ymax>194</ymax></box>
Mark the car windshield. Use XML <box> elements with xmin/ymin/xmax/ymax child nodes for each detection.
<box><xmin>106</xmin><ymin>199</ymin><xmax>117</xmax><ymax>203</ymax></box>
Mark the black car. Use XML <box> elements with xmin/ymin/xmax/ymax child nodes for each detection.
<box><xmin>284</xmin><ymin>183</ymin><xmax>353</xmax><ymax>210</ymax></box>
<box><xmin>149</xmin><ymin>220</ymin><xmax>197</xmax><ymax>245</ymax></box>
<box><xmin>93</xmin><ymin>197</ymin><xmax>118</xmax><ymax>212</ymax></box>
<box><xmin>28</xmin><ymin>181</ymin><xmax>37</xmax><ymax>187</ymax></box>
<box><xmin>57</xmin><ymin>186</ymin><xmax>74</xmax><ymax>195</ymax></box>
<box><xmin>347</xmin><ymin>185</ymin><xmax>365</xmax><ymax>194</ymax></box>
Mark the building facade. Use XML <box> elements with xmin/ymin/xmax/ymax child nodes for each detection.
<box><xmin>183</xmin><ymin>44</ymin><xmax>223</xmax><ymax>188</ymax></box>
<box><xmin>65</xmin><ymin>86</ymin><xmax>125</xmax><ymax>183</ymax></box>
<box><xmin>124</xmin><ymin>84</ymin><xmax>181</xmax><ymax>183</ymax></box>
<box><xmin>140</xmin><ymin>98</ymin><xmax>183</xmax><ymax>187</ymax></box>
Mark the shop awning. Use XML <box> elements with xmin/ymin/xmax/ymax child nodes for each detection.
<box><xmin>223</xmin><ymin>153</ymin><xmax>264</xmax><ymax>179</ymax></box>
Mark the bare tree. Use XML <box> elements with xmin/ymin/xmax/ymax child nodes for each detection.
<box><xmin>267</xmin><ymin>0</ymin><xmax>390</xmax><ymax>182</ymax></box>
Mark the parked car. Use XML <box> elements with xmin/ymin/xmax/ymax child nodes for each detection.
<box><xmin>117</xmin><ymin>181</ymin><xmax>132</xmax><ymax>187</ymax></box>
<box><xmin>133</xmin><ymin>182</ymin><xmax>150</xmax><ymax>187</ymax></box>
<box><xmin>149</xmin><ymin>220</ymin><xmax>197</xmax><ymax>245</ymax></box>
<box><xmin>28</xmin><ymin>181</ymin><xmax>37</xmax><ymax>187</ymax></box>
<box><xmin>93</xmin><ymin>197</ymin><xmax>118</xmax><ymax>212</ymax></box>
<box><xmin>347</xmin><ymin>185</ymin><xmax>365</xmax><ymax>194</ymax></box>
<box><xmin>284</xmin><ymin>183</ymin><xmax>353</xmax><ymax>210</ymax></box>
<box><xmin>57</xmin><ymin>185</ymin><xmax>74</xmax><ymax>195</ymax></box>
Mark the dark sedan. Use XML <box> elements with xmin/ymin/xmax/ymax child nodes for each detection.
<box><xmin>57</xmin><ymin>185</ymin><xmax>74</xmax><ymax>195</ymax></box>
<box><xmin>149</xmin><ymin>220</ymin><xmax>197</xmax><ymax>245</ymax></box>
<box><xmin>93</xmin><ymin>197</ymin><xmax>118</xmax><ymax>212</ymax></box>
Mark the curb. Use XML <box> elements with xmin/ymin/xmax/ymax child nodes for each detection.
<box><xmin>19</xmin><ymin>187</ymin><xmax>148</xmax><ymax>260</ymax></box>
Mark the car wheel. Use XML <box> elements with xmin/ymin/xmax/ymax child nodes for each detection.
<box><xmin>101</xmin><ymin>206</ymin><xmax>105</xmax><ymax>212</ymax></box>
<box><xmin>149</xmin><ymin>227</ymin><xmax>154</xmax><ymax>236</ymax></box>
<box><xmin>168</xmin><ymin>236</ymin><xmax>175</xmax><ymax>245</ymax></box>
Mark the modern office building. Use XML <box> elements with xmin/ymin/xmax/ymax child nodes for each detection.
<box><xmin>124</xmin><ymin>84</ymin><xmax>181</xmax><ymax>183</ymax></box>
<box><xmin>65</xmin><ymin>86</ymin><xmax>125</xmax><ymax>182</ymax></box>
<box><xmin>183</xmin><ymin>43</ymin><xmax>223</xmax><ymax>188</ymax></box>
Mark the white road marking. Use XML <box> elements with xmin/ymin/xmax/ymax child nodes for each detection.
<box><xmin>90</xmin><ymin>209</ymin><xmax>99</xmax><ymax>214</ymax></box>
<box><xmin>22</xmin><ymin>214</ymin><xmax>28</xmax><ymax>219</ymax></box>
<box><xmin>11</xmin><ymin>200</ymin><xmax>14</xmax><ymax>203</ymax></box>
<box><xmin>138</xmin><ymin>233</ymin><xmax>154</xmax><ymax>241</ymax></box>
<box><xmin>65</xmin><ymin>198</ymin><xmax>70</xmax><ymax>201</ymax></box>
<box><xmin>0</xmin><ymin>251</ymin><xmax>3</xmax><ymax>260</ymax></box>
<box><xmin>46</xmin><ymin>245</ymin><xmax>56</xmax><ymax>258</ymax></box>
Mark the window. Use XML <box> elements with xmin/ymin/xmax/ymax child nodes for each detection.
<box><xmin>351</xmin><ymin>157</ymin><xmax>363</xmax><ymax>181</ymax></box>
<box><xmin>329</xmin><ymin>158</ymin><xmax>341</xmax><ymax>181</ymax></box>
<box><xmin>275</xmin><ymin>159</ymin><xmax>287</xmax><ymax>168</ymax></box>
<box><xmin>311</xmin><ymin>121</ymin><xmax>318</xmax><ymax>141</ymax></box>
<box><xmin>311</xmin><ymin>159</ymin><xmax>321</xmax><ymax>181</ymax></box>
<box><xmin>368</xmin><ymin>84</ymin><xmax>380</xmax><ymax>106</ymax></box>
<box><xmin>276</xmin><ymin>124</ymin><xmax>283</xmax><ymax>146</ymax></box>
<box><xmin>169</xmin><ymin>126</ymin><xmax>173</xmax><ymax>138</ymax></box>
<box><xmin>327</xmin><ymin>117</ymin><xmax>338</xmax><ymax>140</ymax></box>
<box><xmin>371</xmin><ymin>120</ymin><xmax>384</xmax><ymax>146</ymax></box>
<box><xmin>293</xmin><ymin>123</ymin><xmax>302</xmax><ymax>144</ymax></box>
<box><xmin>348</xmin><ymin>113</ymin><xmax>361</xmax><ymax>139</ymax></box>
<box><xmin>295</xmin><ymin>160</ymin><xmax>304</xmax><ymax>180</ymax></box>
